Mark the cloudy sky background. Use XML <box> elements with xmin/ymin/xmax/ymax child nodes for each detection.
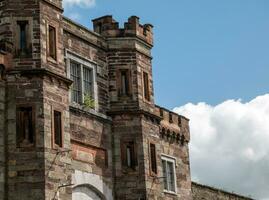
<box><xmin>63</xmin><ymin>0</ymin><xmax>269</xmax><ymax>199</ymax></box>
<box><xmin>174</xmin><ymin>94</ymin><xmax>269</xmax><ymax>199</ymax></box>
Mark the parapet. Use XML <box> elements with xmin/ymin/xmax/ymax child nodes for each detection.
<box><xmin>92</xmin><ymin>15</ymin><xmax>153</xmax><ymax>46</ymax></box>
<box><xmin>154</xmin><ymin>105</ymin><xmax>190</xmax><ymax>143</ymax></box>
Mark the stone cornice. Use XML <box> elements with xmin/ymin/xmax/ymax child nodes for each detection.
<box><xmin>107</xmin><ymin>109</ymin><xmax>162</xmax><ymax>122</ymax></box>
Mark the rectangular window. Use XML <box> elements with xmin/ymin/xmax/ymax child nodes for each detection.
<box><xmin>48</xmin><ymin>25</ymin><xmax>56</xmax><ymax>60</ymax></box>
<box><xmin>17</xmin><ymin>21</ymin><xmax>29</xmax><ymax>56</ymax></box>
<box><xmin>121</xmin><ymin>141</ymin><xmax>136</xmax><ymax>169</ymax></box>
<box><xmin>119</xmin><ymin>70</ymin><xmax>130</xmax><ymax>96</ymax></box>
<box><xmin>53</xmin><ymin>110</ymin><xmax>62</xmax><ymax>147</ymax></box>
<box><xmin>162</xmin><ymin>156</ymin><xmax>176</xmax><ymax>193</ymax></box>
<box><xmin>70</xmin><ymin>61</ymin><xmax>82</xmax><ymax>103</ymax></box>
<box><xmin>143</xmin><ymin>72</ymin><xmax>150</xmax><ymax>101</ymax></box>
<box><xmin>68</xmin><ymin>55</ymin><xmax>96</xmax><ymax>108</ymax></box>
<box><xmin>150</xmin><ymin>143</ymin><xmax>157</xmax><ymax>174</ymax></box>
<box><xmin>169</xmin><ymin>113</ymin><xmax>173</xmax><ymax>123</ymax></box>
<box><xmin>83</xmin><ymin>66</ymin><xmax>93</xmax><ymax>97</ymax></box>
<box><xmin>16</xmin><ymin>107</ymin><xmax>34</xmax><ymax>147</ymax></box>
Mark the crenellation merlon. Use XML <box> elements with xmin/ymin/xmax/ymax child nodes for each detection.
<box><xmin>155</xmin><ymin>105</ymin><xmax>190</xmax><ymax>142</ymax></box>
<box><xmin>92</xmin><ymin>15</ymin><xmax>153</xmax><ymax>46</ymax></box>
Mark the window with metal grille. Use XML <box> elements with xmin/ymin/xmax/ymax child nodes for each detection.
<box><xmin>162</xmin><ymin>156</ymin><xmax>176</xmax><ymax>193</ymax></box>
<box><xmin>68</xmin><ymin>56</ymin><xmax>96</xmax><ymax>108</ymax></box>
<box><xmin>16</xmin><ymin>106</ymin><xmax>34</xmax><ymax>147</ymax></box>
<box><xmin>83</xmin><ymin>66</ymin><xmax>93</xmax><ymax>97</ymax></box>
<box><xmin>150</xmin><ymin>143</ymin><xmax>157</xmax><ymax>174</ymax></box>
<box><xmin>70</xmin><ymin>61</ymin><xmax>82</xmax><ymax>103</ymax></box>
<box><xmin>53</xmin><ymin>110</ymin><xmax>62</xmax><ymax>147</ymax></box>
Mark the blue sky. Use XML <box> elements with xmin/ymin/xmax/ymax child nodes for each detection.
<box><xmin>64</xmin><ymin>0</ymin><xmax>269</xmax><ymax>110</ymax></box>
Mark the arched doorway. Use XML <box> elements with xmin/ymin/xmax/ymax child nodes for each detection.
<box><xmin>72</xmin><ymin>184</ymin><xmax>106</xmax><ymax>200</ymax></box>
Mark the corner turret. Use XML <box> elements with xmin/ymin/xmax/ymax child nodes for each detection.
<box><xmin>93</xmin><ymin>15</ymin><xmax>153</xmax><ymax>46</ymax></box>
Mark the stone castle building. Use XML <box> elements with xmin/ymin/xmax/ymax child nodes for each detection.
<box><xmin>0</xmin><ymin>0</ymin><xmax>254</xmax><ymax>199</ymax></box>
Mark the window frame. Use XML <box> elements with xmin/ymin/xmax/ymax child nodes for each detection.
<box><xmin>161</xmin><ymin>154</ymin><xmax>177</xmax><ymax>194</ymax></box>
<box><xmin>117</xmin><ymin>69</ymin><xmax>132</xmax><ymax>97</ymax></box>
<box><xmin>66</xmin><ymin>51</ymin><xmax>98</xmax><ymax>111</ymax></box>
<box><xmin>48</xmin><ymin>25</ymin><xmax>57</xmax><ymax>60</ymax></box>
<box><xmin>51</xmin><ymin>109</ymin><xmax>63</xmax><ymax>149</ymax></box>
<box><xmin>121</xmin><ymin>140</ymin><xmax>137</xmax><ymax>170</ymax></box>
<box><xmin>16</xmin><ymin>105</ymin><xmax>35</xmax><ymax>148</ymax></box>
<box><xmin>13</xmin><ymin>17</ymin><xmax>33</xmax><ymax>58</ymax></box>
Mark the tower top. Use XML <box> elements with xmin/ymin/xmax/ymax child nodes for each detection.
<box><xmin>92</xmin><ymin>15</ymin><xmax>153</xmax><ymax>46</ymax></box>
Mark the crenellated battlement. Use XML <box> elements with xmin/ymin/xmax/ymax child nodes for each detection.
<box><xmin>155</xmin><ymin>105</ymin><xmax>190</xmax><ymax>143</ymax></box>
<box><xmin>92</xmin><ymin>15</ymin><xmax>153</xmax><ymax>45</ymax></box>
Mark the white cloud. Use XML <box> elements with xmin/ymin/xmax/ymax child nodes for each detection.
<box><xmin>173</xmin><ymin>94</ymin><xmax>269</xmax><ymax>199</ymax></box>
<box><xmin>63</xmin><ymin>0</ymin><xmax>96</xmax><ymax>8</ymax></box>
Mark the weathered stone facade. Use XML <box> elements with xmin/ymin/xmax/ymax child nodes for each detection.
<box><xmin>0</xmin><ymin>0</ymin><xmax>253</xmax><ymax>200</ymax></box>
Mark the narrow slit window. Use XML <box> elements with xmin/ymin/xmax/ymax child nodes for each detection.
<box><xmin>53</xmin><ymin>110</ymin><xmax>62</xmax><ymax>147</ymax></box>
<box><xmin>16</xmin><ymin>107</ymin><xmax>34</xmax><ymax>147</ymax></box>
<box><xmin>122</xmin><ymin>141</ymin><xmax>136</xmax><ymax>169</ymax></box>
<box><xmin>126</xmin><ymin>142</ymin><xmax>135</xmax><ymax>168</ymax></box>
<box><xmin>143</xmin><ymin>72</ymin><xmax>150</xmax><ymax>101</ymax></box>
<box><xmin>120</xmin><ymin>70</ymin><xmax>130</xmax><ymax>96</ymax></box>
<box><xmin>17</xmin><ymin>21</ymin><xmax>28</xmax><ymax>54</ymax></box>
<box><xmin>150</xmin><ymin>143</ymin><xmax>157</xmax><ymax>174</ymax></box>
<box><xmin>48</xmin><ymin>25</ymin><xmax>56</xmax><ymax>60</ymax></box>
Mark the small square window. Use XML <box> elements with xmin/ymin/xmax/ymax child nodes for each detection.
<box><xmin>162</xmin><ymin>156</ymin><xmax>176</xmax><ymax>193</ymax></box>
<box><xmin>16</xmin><ymin>106</ymin><xmax>34</xmax><ymax>147</ymax></box>
<box><xmin>53</xmin><ymin>110</ymin><xmax>63</xmax><ymax>148</ymax></box>
<box><xmin>48</xmin><ymin>25</ymin><xmax>56</xmax><ymax>60</ymax></box>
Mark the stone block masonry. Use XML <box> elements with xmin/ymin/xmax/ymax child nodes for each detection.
<box><xmin>0</xmin><ymin>0</ymin><xmax>253</xmax><ymax>199</ymax></box>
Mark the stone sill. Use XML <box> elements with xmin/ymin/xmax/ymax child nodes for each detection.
<box><xmin>163</xmin><ymin>190</ymin><xmax>177</xmax><ymax>196</ymax></box>
<box><xmin>69</xmin><ymin>103</ymin><xmax>112</xmax><ymax>123</ymax></box>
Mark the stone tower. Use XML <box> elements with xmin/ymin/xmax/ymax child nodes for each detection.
<box><xmin>93</xmin><ymin>16</ymin><xmax>192</xmax><ymax>199</ymax></box>
<box><xmin>0</xmin><ymin>0</ymin><xmax>72</xmax><ymax>199</ymax></box>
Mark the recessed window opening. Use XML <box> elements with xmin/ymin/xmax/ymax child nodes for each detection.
<box><xmin>162</xmin><ymin>156</ymin><xmax>176</xmax><ymax>193</ymax></box>
<box><xmin>48</xmin><ymin>25</ymin><xmax>56</xmax><ymax>60</ymax></box>
<box><xmin>17</xmin><ymin>21</ymin><xmax>28</xmax><ymax>54</ymax></box>
<box><xmin>53</xmin><ymin>110</ymin><xmax>62</xmax><ymax>147</ymax></box>
<box><xmin>17</xmin><ymin>106</ymin><xmax>34</xmax><ymax>147</ymax></box>
<box><xmin>143</xmin><ymin>72</ymin><xmax>150</xmax><ymax>101</ymax></box>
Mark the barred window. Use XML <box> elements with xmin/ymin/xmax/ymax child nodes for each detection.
<box><xmin>162</xmin><ymin>156</ymin><xmax>176</xmax><ymax>193</ymax></box>
<box><xmin>67</xmin><ymin>53</ymin><xmax>97</xmax><ymax>109</ymax></box>
<box><xmin>70</xmin><ymin>61</ymin><xmax>81</xmax><ymax>103</ymax></box>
